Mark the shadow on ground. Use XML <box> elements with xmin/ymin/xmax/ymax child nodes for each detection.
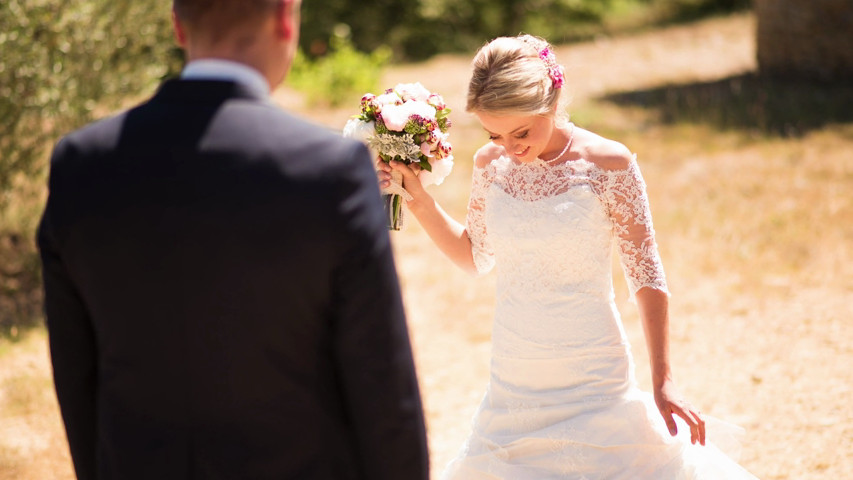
<box><xmin>601</xmin><ymin>72</ymin><xmax>853</xmax><ymax>137</ymax></box>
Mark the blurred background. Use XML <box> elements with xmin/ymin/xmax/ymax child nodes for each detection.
<box><xmin>1</xmin><ymin>0</ymin><xmax>851</xmax><ymax>478</ymax></box>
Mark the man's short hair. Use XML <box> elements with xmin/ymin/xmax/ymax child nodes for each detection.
<box><xmin>173</xmin><ymin>0</ymin><xmax>281</xmax><ymax>31</ymax></box>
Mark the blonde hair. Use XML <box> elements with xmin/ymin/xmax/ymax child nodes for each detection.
<box><xmin>466</xmin><ymin>34</ymin><xmax>568</xmax><ymax>123</ymax></box>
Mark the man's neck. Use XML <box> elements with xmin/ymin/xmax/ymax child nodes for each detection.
<box><xmin>181</xmin><ymin>59</ymin><xmax>271</xmax><ymax>98</ymax></box>
<box><xmin>185</xmin><ymin>34</ymin><xmax>281</xmax><ymax>90</ymax></box>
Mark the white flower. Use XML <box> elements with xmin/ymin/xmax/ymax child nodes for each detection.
<box><xmin>381</xmin><ymin>103</ymin><xmax>411</xmax><ymax>131</ymax></box>
<box><xmin>342</xmin><ymin>119</ymin><xmax>380</xmax><ymax>160</ymax></box>
<box><xmin>419</xmin><ymin>156</ymin><xmax>454</xmax><ymax>187</ymax></box>
<box><xmin>342</xmin><ymin>118</ymin><xmax>375</xmax><ymax>144</ymax></box>
<box><xmin>404</xmin><ymin>100</ymin><xmax>437</xmax><ymax>122</ymax></box>
<box><xmin>381</xmin><ymin>100</ymin><xmax>437</xmax><ymax>132</ymax></box>
<box><xmin>395</xmin><ymin>82</ymin><xmax>431</xmax><ymax>102</ymax></box>
<box><xmin>375</xmin><ymin>92</ymin><xmax>401</xmax><ymax>108</ymax></box>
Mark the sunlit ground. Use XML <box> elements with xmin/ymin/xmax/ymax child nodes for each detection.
<box><xmin>2</xmin><ymin>12</ymin><xmax>851</xmax><ymax>479</ymax></box>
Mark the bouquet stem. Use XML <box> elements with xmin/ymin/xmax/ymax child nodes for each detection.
<box><xmin>384</xmin><ymin>193</ymin><xmax>404</xmax><ymax>231</ymax></box>
<box><xmin>381</xmin><ymin>168</ymin><xmax>408</xmax><ymax>231</ymax></box>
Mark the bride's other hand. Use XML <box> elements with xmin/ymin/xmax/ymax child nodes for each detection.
<box><xmin>654</xmin><ymin>379</ymin><xmax>706</xmax><ymax>446</ymax></box>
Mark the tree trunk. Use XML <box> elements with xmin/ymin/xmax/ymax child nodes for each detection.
<box><xmin>756</xmin><ymin>0</ymin><xmax>853</xmax><ymax>80</ymax></box>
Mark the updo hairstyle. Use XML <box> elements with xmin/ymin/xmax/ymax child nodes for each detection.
<box><xmin>466</xmin><ymin>34</ymin><xmax>567</xmax><ymax>123</ymax></box>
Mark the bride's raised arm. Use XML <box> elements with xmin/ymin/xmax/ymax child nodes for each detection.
<box><xmin>378</xmin><ymin>159</ymin><xmax>478</xmax><ymax>274</ymax></box>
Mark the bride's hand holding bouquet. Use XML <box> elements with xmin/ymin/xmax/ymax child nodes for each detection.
<box><xmin>343</xmin><ymin>82</ymin><xmax>453</xmax><ymax>230</ymax></box>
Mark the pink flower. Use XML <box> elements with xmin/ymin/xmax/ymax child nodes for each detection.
<box><xmin>427</xmin><ymin>93</ymin><xmax>446</xmax><ymax>110</ymax></box>
<box><xmin>426</xmin><ymin>131</ymin><xmax>439</xmax><ymax>146</ymax></box>
<box><xmin>538</xmin><ymin>47</ymin><xmax>564</xmax><ymax>89</ymax></box>
<box><xmin>436</xmin><ymin>139</ymin><xmax>452</xmax><ymax>159</ymax></box>
<box><xmin>411</xmin><ymin>115</ymin><xmax>438</xmax><ymax>133</ymax></box>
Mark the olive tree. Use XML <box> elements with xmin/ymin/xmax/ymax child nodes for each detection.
<box><xmin>0</xmin><ymin>0</ymin><xmax>181</xmax><ymax>333</ymax></box>
<box><xmin>0</xmin><ymin>0</ymin><xmax>181</xmax><ymax>211</ymax></box>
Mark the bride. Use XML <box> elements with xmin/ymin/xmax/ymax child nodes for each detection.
<box><xmin>378</xmin><ymin>34</ymin><xmax>758</xmax><ymax>479</ymax></box>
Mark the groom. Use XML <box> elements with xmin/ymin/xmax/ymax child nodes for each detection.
<box><xmin>37</xmin><ymin>0</ymin><xmax>429</xmax><ymax>479</ymax></box>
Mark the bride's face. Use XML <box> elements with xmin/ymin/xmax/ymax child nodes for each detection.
<box><xmin>475</xmin><ymin>112</ymin><xmax>556</xmax><ymax>163</ymax></box>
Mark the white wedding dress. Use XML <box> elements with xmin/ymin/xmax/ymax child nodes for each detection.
<box><xmin>442</xmin><ymin>152</ymin><xmax>758</xmax><ymax>479</ymax></box>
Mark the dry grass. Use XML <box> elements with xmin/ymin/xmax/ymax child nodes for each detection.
<box><xmin>0</xmin><ymin>330</ymin><xmax>73</xmax><ymax>480</ymax></box>
<box><xmin>1</xmin><ymin>12</ymin><xmax>851</xmax><ymax>479</ymax></box>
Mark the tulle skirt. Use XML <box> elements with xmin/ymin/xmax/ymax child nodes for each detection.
<box><xmin>442</xmin><ymin>355</ymin><xmax>759</xmax><ymax>480</ymax></box>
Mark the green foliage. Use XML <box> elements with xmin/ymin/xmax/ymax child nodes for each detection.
<box><xmin>0</xmin><ymin>0</ymin><xmax>181</xmax><ymax>212</ymax></box>
<box><xmin>287</xmin><ymin>27</ymin><xmax>391</xmax><ymax>107</ymax></box>
<box><xmin>299</xmin><ymin>0</ymin><xmax>423</xmax><ymax>59</ymax></box>
<box><xmin>420</xmin><ymin>0</ymin><xmax>615</xmax><ymax>47</ymax></box>
<box><xmin>0</xmin><ymin>0</ymin><xmax>181</xmax><ymax>334</ymax></box>
<box><xmin>298</xmin><ymin>0</ymin><xmax>754</xmax><ymax>60</ymax></box>
<box><xmin>656</xmin><ymin>0</ymin><xmax>752</xmax><ymax>23</ymax></box>
<box><xmin>300</xmin><ymin>0</ymin><xmax>618</xmax><ymax>60</ymax></box>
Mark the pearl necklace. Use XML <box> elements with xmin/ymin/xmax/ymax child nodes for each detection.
<box><xmin>538</xmin><ymin>123</ymin><xmax>575</xmax><ymax>163</ymax></box>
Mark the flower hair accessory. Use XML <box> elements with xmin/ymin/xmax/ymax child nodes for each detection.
<box><xmin>538</xmin><ymin>47</ymin><xmax>564</xmax><ymax>89</ymax></box>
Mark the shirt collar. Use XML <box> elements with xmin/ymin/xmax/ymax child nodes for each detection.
<box><xmin>181</xmin><ymin>59</ymin><xmax>270</xmax><ymax>99</ymax></box>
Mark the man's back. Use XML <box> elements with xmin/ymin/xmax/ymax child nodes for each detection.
<box><xmin>38</xmin><ymin>79</ymin><xmax>428</xmax><ymax>479</ymax></box>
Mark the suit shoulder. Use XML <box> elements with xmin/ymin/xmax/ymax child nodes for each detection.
<box><xmin>260</xmin><ymin>107</ymin><xmax>365</xmax><ymax>155</ymax></box>
<box><xmin>50</xmin><ymin>111</ymin><xmax>130</xmax><ymax>167</ymax></box>
<box><xmin>209</xmin><ymin>102</ymin><xmax>367</xmax><ymax>176</ymax></box>
<box><xmin>285</xmin><ymin>116</ymin><xmax>370</xmax><ymax>170</ymax></box>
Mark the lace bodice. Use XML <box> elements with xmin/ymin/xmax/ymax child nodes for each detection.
<box><xmin>465</xmin><ymin>153</ymin><xmax>668</xmax><ymax>298</ymax></box>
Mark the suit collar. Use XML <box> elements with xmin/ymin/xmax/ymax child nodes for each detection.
<box><xmin>152</xmin><ymin>78</ymin><xmax>270</xmax><ymax>105</ymax></box>
<box><xmin>181</xmin><ymin>59</ymin><xmax>270</xmax><ymax>99</ymax></box>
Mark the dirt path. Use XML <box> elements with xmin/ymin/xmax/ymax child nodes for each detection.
<box><xmin>1</xmin><ymin>12</ymin><xmax>850</xmax><ymax>480</ymax></box>
<box><xmin>0</xmin><ymin>332</ymin><xmax>72</xmax><ymax>479</ymax></box>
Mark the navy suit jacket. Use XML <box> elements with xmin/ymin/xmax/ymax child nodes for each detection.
<box><xmin>37</xmin><ymin>79</ymin><xmax>429</xmax><ymax>480</ymax></box>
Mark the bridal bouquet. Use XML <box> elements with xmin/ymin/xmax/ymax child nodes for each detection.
<box><xmin>343</xmin><ymin>82</ymin><xmax>453</xmax><ymax>230</ymax></box>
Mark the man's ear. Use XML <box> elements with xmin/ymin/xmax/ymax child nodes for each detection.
<box><xmin>172</xmin><ymin>9</ymin><xmax>188</xmax><ymax>47</ymax></box>
<box><xmin>274</xmin><ymin>0</ymin><xmax>297</xmax><ymax>41</ymax></box>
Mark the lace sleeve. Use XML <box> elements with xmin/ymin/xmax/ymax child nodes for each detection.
<box><xmin>465</xmin><ymin>164</ymin><xmax>496</xmax><ymax>274</ymax></box>
<box><xmin>593</xmin><ymin>155</ymin><xmax>669</xmax><ymax>297</ymax></box>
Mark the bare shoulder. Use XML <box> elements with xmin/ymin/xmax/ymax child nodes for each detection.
<box><xmin>574</xmin><ymin>127</ymin><xmax>635</xmax><ymax>172</ymax></box>
<box><xmin>473</xmin><ymin>143</ymin><xmax>505</xmax><ymax>169</ymax></box>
